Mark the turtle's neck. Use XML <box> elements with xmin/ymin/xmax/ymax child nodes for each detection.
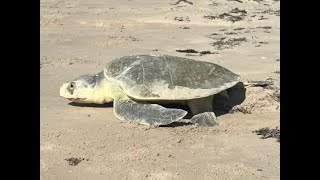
<box><xmin>91</xmin><ymin>74</ymin><xmax>114</xmax><ymax>104</ymax></box>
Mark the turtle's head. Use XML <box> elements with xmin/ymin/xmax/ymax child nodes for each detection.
<box><xmin>60</xmin><ymin>73</ymin><xmax>113</xmax><ymax>104</ymax></box>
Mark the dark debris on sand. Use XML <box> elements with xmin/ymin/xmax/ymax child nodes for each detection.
<box><xmin>253</xmin><ymin>127</ymin><xmax>280</xmax><ymax>142</ymax></box>
<box><xmin>171</xmin><ymin>0</ymin><xmax>193</xmax><ymax>5</ymax></box>
<box><xmin>176</xmin><ymin>49</ymin><xmax>198</xmax><ymax>53</ymax></box>
<box><xmin>176</xmin><ymin>49</ymin><xmax>218</xmax><ymax>56</ymax></box>
<box><xmin>227</xmin><ymin>0</ymin><xmax>243</xmax><ymax>3</ymax></box>
<box><xmin>199</xmin><ymin>51</ymin><xmax>218</xmax><ymax>56</ymax></box>
<box><xmin>262</xmin><ymin>9</ymin><xmax>280</xmax><ymax>16</ymax></box>
<box><xmin>174</xmin><ymin>16</ymin><xmax>190</xmax><ymax>22</ymax></box>
<box><xmin>256</xmin><ymin>26</ymin><xmax>272</xmax><ymax>29</ymax></box>
<box><xmin>210</xmin><ymin>37</ymin><xmax>247</xmax><ymax>50</ymax></box>
<box><xmin>65</xmin><ymin>157</ymin><xmax>87</xmax><ymax>166</ymax></box>
<box><xmin>234</xmin><ymin>27</ymin><xmax>245</xmax><ymax>31</ymax></box>
<box><xmin>204</xmin><ymin>8</ymin><xmax>247</xmax><ymax>23</ymax></box>
<box><xmin>225</xmin><ymin>32</ymin><xmax>238</xmax><ymax>35</ymax></box>
<box><xmin>258</xmin><ymin>16</ymin><xmax>269</xmax><ymax>20</ymax></box>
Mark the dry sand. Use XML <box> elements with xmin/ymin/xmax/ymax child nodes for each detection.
<box><xmin>40</xmin><ymin>0</ymin><xmax>280</xmax><ymax>179</ymax></box>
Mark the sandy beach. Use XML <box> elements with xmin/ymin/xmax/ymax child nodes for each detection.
<box><xmin>40</xmin><ymin>0</ymin><xmax>280</xmax><ymax>179</ymax></box>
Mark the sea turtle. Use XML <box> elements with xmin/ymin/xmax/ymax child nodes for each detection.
<box><xmin>60</xmin><ymin>54</ymin><xmax>240</xmax><ymax>127</ymax></box>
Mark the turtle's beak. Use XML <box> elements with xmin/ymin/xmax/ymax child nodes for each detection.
<box><xmin>59</xmin><ymin>83</ymin><xmax>70</xmax><ymax>97</ymax></box>
<box><xmin>59</xmin><ymin>82</ymin><xmax>93</xmax><ymax>103</ymax></box>
<box><xmin>60</xmin><ymin>83</ymin><xmax>79</xmax><ymax>100</ymax></box>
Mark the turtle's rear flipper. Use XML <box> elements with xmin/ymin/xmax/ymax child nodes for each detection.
<box><xmin>187</xmin><ymin>96</ymin><xmax>218</xmax><ymax>127</ymax></box>
<box><xmin>190</xmin><ymin>112</ymin><xmax>218</xmax><ymax>127</ymax></box>
<box><xmin>218</xmin><ymin>90</ymin><xmax>229</xmax><ymax>99</ymax></box>
<box><xmin>113</xmin><ymin>95</ymin><xmax>187</xmax><ymax>127</ymax></box>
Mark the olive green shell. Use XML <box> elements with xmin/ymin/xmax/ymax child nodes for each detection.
<box><xmin>104</xmin><ymin>55</ymin><xmax>240</xmax><ymax>100</ymax></box>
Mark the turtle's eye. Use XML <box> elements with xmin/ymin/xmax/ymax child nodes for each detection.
<box><xmin>67</xmin><ymin>82</ymin><xmax>76</xmax><ymax>94</ymax></box>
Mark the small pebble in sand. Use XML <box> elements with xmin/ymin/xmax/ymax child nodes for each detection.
<box><xmin>168</xmin><ymin>154</ymin><xmax>174</xmax><ymax>158</ymax></box>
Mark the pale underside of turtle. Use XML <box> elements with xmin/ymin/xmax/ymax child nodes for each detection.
<box><xmin>61</xmin><ymin>55</ymin><xmax>245</xmax><ymax>127</ymax></box>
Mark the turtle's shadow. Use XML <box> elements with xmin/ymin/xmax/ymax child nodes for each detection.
<box><xmin>161</xmin><ymin>82</ymin><xmax>246</xmax><ymax>117</ymax></box>
<box><xmin>212</xmin><ymin>82</ymin><xmax>246</xmax><ymax>116</ymax></box>
<box><xmin>68</xmin><ymin>102</ymin><xmax>113</xmax><ymax>108</ymax></box>
<box><xmin>68</xmin><ymin>83</ymin><xmax>246</xmax><ymax>127</ymax></box>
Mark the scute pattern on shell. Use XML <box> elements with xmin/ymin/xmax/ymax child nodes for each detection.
<box><xmin>104</xmin><ymin>55</ymin><xmax>240</xmax><ymax>100</ymax></box>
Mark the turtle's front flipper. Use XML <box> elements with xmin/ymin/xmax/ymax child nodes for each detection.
<box><xmin>113</xmin><ymin>95</ymin><xmax>187</xmax><ymax>127</ymax></box>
